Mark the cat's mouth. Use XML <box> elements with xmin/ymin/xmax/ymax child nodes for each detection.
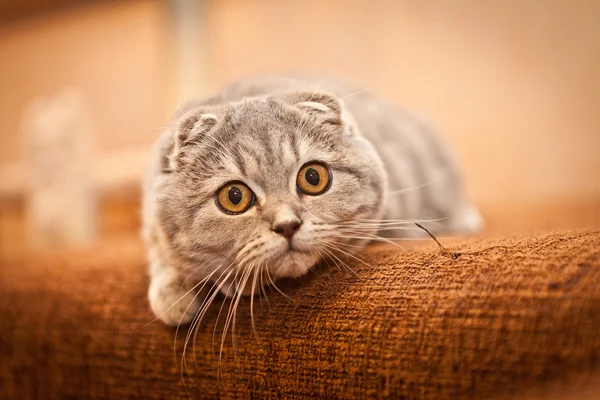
<box><xmin>271</xmin><ymin>242</ymin><xmax>320</xmax><ymax>279</ymax></box>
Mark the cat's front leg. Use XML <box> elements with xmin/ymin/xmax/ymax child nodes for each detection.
<box><xmin>148</xmin><ymin>265</ymin><xmax>202</xmax><ymax>327</ymax></box>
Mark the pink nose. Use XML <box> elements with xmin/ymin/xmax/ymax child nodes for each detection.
<box><xmin>272</xmin><ymin>220</ymin><xmax>302</xmax><ymax>239</ymax></box>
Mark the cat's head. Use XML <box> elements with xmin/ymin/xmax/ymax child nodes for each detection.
<box><xmin>152</xmin><ymin>90</ymin><xmax>386</xmax><ymax>286</ymax></box>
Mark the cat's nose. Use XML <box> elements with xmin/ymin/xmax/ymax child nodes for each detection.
<box><xmin>272</xmin><ymin>220</ymin><xmax>302</xmax><ymax>239</ymax></box>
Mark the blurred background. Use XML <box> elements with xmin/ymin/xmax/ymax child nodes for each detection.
<box><xmin>0</xmin><ymin>0</ymin><xmax>599</xmax><ymax>254</ymax></box>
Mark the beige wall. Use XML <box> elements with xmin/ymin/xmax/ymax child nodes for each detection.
<box><xmin>0</xmin><ymin>0</ymin><xmax>173</xmax><ymax>184</ymax></box>
<box><xmin>0</xmin><ymin>0</ymin><xmax>598</xmax><ymax>207</ymax></box>
<box><xmin>203</xmin><ymin>0</ymin><xmax>600</xmax><ymax>206</ymax></box>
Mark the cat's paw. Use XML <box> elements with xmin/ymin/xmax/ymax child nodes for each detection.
<box><xmin>148</xmin><ymin>275</ymin><xmax>201</xmax><ymax>327</ymax></box>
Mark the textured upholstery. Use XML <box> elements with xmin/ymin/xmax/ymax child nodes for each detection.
<box><xmin>1</xmin><ymin>228</ymin><xmax>599</xmax><ymax>399</ymax></box>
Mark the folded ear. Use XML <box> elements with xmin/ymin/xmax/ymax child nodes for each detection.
<box><xmin>280</xmin><ymin>91</ymin><xmax>343</xmax><ymax>125</ymax></box>
<box><xmin>163</xmin><ymin>111</ymin><xmax>218</xmax><ymax>172</ymax></box>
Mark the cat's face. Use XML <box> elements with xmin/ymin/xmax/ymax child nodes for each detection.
<box><xmin>154</xmin><ymin>91</ymin><xmax>386</xmax><ymax>285</ymax></box>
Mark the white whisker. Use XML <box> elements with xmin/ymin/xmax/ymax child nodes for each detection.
<box><xmin>329</xmin><ymin>231</ymin><xmax>409</xmax><ymax>250</ymax></box>
<box><xmin>339</xmin><ymin>88</ymin><xmax>372</xmax><ymax>101</ymax></box>
<box><xmin>346</xmin><ymin>217</ymin><xmax>446</xmax><ymax>224</ymax></box>
<box><xmin>249</xmin><ymin>264</ymin><xmax>262</xmax><ymax>345</ymax></box>
<box><xmin>340</xmin><ymin>226</ymin><xmax>425</xmax><ymax>234</ymax></box>
<box><xmin>259</xmin><ymin>265</ymin><xmax>270</xmax><ymax>309</ymax></box>
<box><xmin>265</xmin><ymin>267</ymin><xmax>294</xmax><ymax>302</ymax></box>
<box><xmin>386</xmin><ymin>180</ymin><xmax>436</xmax><ymax>196</ymax></box>
<box><xmin>317</xmin><ymin>241</ymin><xmax>361</xmax><ymax>279</ymax></box>
<box><xmin>219</xmin><ymin>266</ymin><xmax>252</xmax><ymax>373</ymax></box>
<box><xmin>178</xmin><ymin>263</ymin><xmax>235</xmax><ymax>394</ymax></box>
<box><xmin>319</xmin><ymin>239</ymin><xmax>371</xmax><ymax>271</ymax></box>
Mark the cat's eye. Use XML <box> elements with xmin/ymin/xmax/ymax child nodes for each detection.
<box><xmin>296</xmin><ymin>162</ymin><xmax>331</xmax><ymax>195</ymax></box>
<box><xmin>216</xmin><ymin>182</ymin><xmax>255</xmax><ymax>214</ymax></box>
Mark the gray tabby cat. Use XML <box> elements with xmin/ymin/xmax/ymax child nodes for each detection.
<box><xmin>143</xmin><ymin>75</ymin><xmax>482</xmax><ymax>326</ymax></box>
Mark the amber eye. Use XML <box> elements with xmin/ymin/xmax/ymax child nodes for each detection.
<box><xmin>216</xmin><ymin>182</ymin><xmax>255</xmax><ymax>214</ymax></box>
<box><xmin>296</xmin><ymin>162</ymin><xmax>331</xmax><ymax>195</ymax></box>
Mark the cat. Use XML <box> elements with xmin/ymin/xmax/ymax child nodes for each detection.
<box><xmin>142</xmin><ymin>74</ymin><xmax>482</xmax><ymax>326</ymax></box>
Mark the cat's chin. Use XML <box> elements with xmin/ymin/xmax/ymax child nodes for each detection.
<box><xmin>271</xmin><ymin>249</ymin><xmax>320</xmax><ymax>279</ymax></box>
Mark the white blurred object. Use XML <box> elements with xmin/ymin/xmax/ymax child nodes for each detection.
<box><xmin>22</xmin><ymin>87</ymin><xmax>96</xmax><ymax>248</ymax></box>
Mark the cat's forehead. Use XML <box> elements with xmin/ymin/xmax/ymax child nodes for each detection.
<box><xmin>230</xmin><ymin>123</ymin><xmax>303</xmax><ymax>190</ymax></box>
<box><xmin>202</xmin><ymin>99</ymin><xmax>340</xmax><ymax>190</ymax></box>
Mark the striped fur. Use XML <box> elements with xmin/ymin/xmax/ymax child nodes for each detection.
<box><xmin>142</xmin><ymin>74</ymin><xmax>481</xmax><ymax>326</ymax></box>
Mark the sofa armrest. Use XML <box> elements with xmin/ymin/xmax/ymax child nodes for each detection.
<box><xmin>1</xmin><ymin>231</ymin><xmax>599</xmax><ymax>399</ymax></box>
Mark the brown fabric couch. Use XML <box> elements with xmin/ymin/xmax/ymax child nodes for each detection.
<box><xmin>1</xmin><ymin>204</ymin><xmax>600</xmax><ymax>399</ymax></box>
